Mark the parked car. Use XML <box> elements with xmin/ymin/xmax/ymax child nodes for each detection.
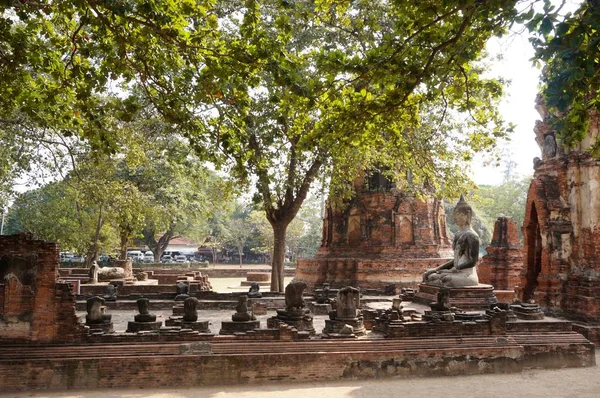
<box><xmin>161</xmin><ymin>255</ymin><xmax>173</xmax><ymax>263</ymax></box>
<box><xmin>143</xmin><ymin>251</ymin><xmax>155</xmax><ymax>263</ymax></box>
<box><xmin>60</xmin><ymin>252</ymin><xmax>74</xmax><ymax>262</ymax></box>
<box><xmin>97</xmin><ymin>255</ymin><xmax>115</xmax><ymax>266</ymax></box>
<box><xmin>174</xmin><ymin>254</ymin><xmax>188</xmax><ymax>263</ymax></box>
<box><xmin>126</xmin><ymin>250</ymin><xmax>144</xmax><ymax>262</ymax></box>
<box><xmin>70</xmin><ymin>255</ymin><xmax>85</xmax><ymax>263</ymax></box>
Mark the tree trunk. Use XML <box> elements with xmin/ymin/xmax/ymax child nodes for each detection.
<box><xmin>211</xmin><ymin>246</ymin><xmax>218</xmax><ymax>264</ymax></box>
<box><xmin>119</xmin><ymin>230</ymin><xmax>129</xmax><ymax>260</ymax></box>
<box><xmin>270</xmin><ymin>221</ymin><xmax>289</xmax><ymax>292</ymax></box>
<box><xmin>143</xmin><ymin>228</ymin><xmax>174</xmax><ymax>263</ymax></box>
<box><xmin>153</xmin><ymin>234</ymin><xmax>171</xmax><ymax>262</ymax></box>
<box><xmin>238</xmin><ymin>244</ymin><xmax>243</xmax><ymax>268</ymax></box>
<box><xmin>86</xmin><ymin>207</ymin><xmax>104</xmax><ymax>268</ymax></box>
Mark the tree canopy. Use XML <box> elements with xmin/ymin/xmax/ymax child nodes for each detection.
<box><xmin>526</xmin><ymin>0</ymin><xmax>600</xmax><ymax>153</ymax></box>
<box><xmin>3</xmin><ymin>0</ymin><xmax>590</xmax><ymax>290</ymax></box>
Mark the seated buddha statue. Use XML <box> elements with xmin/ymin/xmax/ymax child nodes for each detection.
<box><xmin>422</xmin><ymin>195</ymin><xmax>480</xmax><ymax>287</ymax></box>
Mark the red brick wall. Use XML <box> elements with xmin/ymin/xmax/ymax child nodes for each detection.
<box><xmin>479</xmin><ymin>217</ymin><xmax>523</xmax><ymax>290</ymax></box>
<box><xmin>519</xmin><ymin>101</ymin><xmax>600</xmax><ymax>323</ymax></box>
<box><xmin>297</xmin><ymin>185</ymin><xmax>453</xmax><ymax>290</ymax></box>
<box><xmin>0</xmin><ymin>234</ymin><xmax>83</xmax><ymax>343</ymax></box>
<box><xmin>0</xmin><ymin>333</ymin><xmax>593</xmax><ymax>392</ymax></box>
<box><xmin>320</xmin><ymin>191</ymin><xmax>452</xmax><ymax>258</ymax></box>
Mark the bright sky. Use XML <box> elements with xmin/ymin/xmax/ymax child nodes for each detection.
<box><xmin>471</xmin><ymin>31</ymin><xmax>542</xmax><ymax>186</ymax></box>
<box><xmin>471</xmin><ymin>0</ymin><xmax>582</xmax><ymax>186</ymax></box>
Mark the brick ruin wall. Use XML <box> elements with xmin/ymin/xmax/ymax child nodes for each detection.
<box><xmin>479</xmin><ymin>217</ymin><xmax>523</xmax><ymax>291</ymax></box>
<box><xmin>0</xmin><ymin>234</ymin><xmax>83</xmax><ymax>343</ymax></box>
<box><xmin>519</xmin><ymin>99</ymin><xmax>600</xmax><ymax>323</ymax></box>
<box><xmin>296</xmin><ymin>182</ymin><xmax>453</xmax><ymax>291</ymax></box>
<box><xmin>319</xmin><ymin>190</ymin><xmax>452</xmax><ymax>258</ymax></box>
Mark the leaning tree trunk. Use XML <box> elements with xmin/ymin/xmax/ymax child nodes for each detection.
<box><xmin>143</xmin><ymin>228</ymin><xmax>173</xmax><ymax>263</ymax></box>
<box><xmin>119</xmin><ymin>230</ymin><xmax>129</xmax><ymax>261</ymax></box>
<box><xmin>85</xmin><ymin>207</ymin><xmax>104</xmax><ymax>268</ymax></box>
<box><xmin>270</xmin><ymin>221</ymin><xmax>289</xmax><ymax>292</ymax></box>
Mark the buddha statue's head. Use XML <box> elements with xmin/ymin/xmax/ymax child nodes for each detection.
<box><xmin>453</xmin><ymin>194</ymin><xmax>473</xmax><ymax>228</ymax></box>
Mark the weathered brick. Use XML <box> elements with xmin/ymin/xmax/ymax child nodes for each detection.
<box><xmin>296</xmin><ymin>174</ymin><xmax>452</xmax><ymax>291</ymax></box>
<box><xmin>479</xmin><ymin>217</ymin><xmax>523</xmax><ymax>290</ymax></box>
<box><xmin>519</xmin><ymin>100</ymin><xmax>600</xmax><ymax>326</ymax></box>
<box><xmin>0</xmin><ymin>233</ymin><xmax>84</xmax><ymax>343</ymax></box>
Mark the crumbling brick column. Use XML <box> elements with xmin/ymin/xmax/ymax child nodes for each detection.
<box><xmin>0</xmin><ymin>234</ymin><xmax>84</xmax><ymax>343</ymax></box>
<box><xmin>479</xmin><ymin>216</ymin><xmax>523</xmax><ymax>290</ymax></box>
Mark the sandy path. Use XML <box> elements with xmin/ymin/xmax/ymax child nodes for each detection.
<box><xmin>2</xmin><ymin>353</ymin><xmax>598</xmax><ymax>398</ymax></box>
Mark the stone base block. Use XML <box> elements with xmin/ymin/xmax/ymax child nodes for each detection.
<box><xmin>134</xmin><ymin>314</ymin><xmax>156</xmax><ymax>322</ymax></box>
<box><xmin>181</xmin><ymin>321</ymin><xmax>211</xmax><ymax>333</ymax></box>
<box><xmin>245</xmin><ymin>272</ymin><xmax>270</xmax><ymax>282</ymax></box>
<box><xmin>126</xmin><ymin>321</ymin><xmax>162</xmax><ymax>333</ymax></box>
<box><xmin>251</xmin><ymin>302</ymin><xmax>268</xmax><ymax>315</ymax></box>
<box><xmin>165</xmin><ymin>316</ymin><xmax>182</xmax><ymax>327</ymax></box>
<box><xmin>219</xmin><ymin>320</ymin><xmax>260</xmax><ymax>335</ymax></box>
<box><xmin>266</xmin><ymin>316</ymin><xmax>315</xmax><ymax>335</ymax></box>
<box><xmin>172</xmin><ymin>305</ymin><xmax>184</xmax><ymax>315</ymax></box>
<box><xmin>295</xmin><ymin>257</ymin><xmax>451</xmax><ymax>292</ymax></box>
<box><xmin>322</xmin><ymin>317</ymin><xmax>366</xmax><ymax>337</ymax></box>
<box><xmin>510</xmin><ymin>303</ymin><xmax>544</xmax><ymax>320</ymax></box>
<box><xmin>86</xmin><ymin>322</ymin><xmax>113</xmax><ymax>333</ymax></box>
<box><xmin>412</xmin><ymin>283</ymin><xmax>498</xmax><ymax>310</ymax></box>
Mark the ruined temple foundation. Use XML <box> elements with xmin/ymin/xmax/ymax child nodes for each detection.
<box><xmin>296</xmin><ymin>172</ymin><xmax>452</xmax><ymax>292</ymax></box>
<box><xmin>296</xmin><ymin>257</ymin><xmax>453</xmax><ymax>292</ymax></box>
<box><xmin>0</xmin><ymin>330</ymin><xmax>594</xmax><ymax>391</ymax></box>
<box><xmin>412</xmin><ymin>284</ymin><xmax>498</xmax><ymax>310</ymax></box>
<box><xmin>0</xmin><ymin>233</ymin><xmax>597</xmax><ymax>392</ymax></box>
<box><xmin>478</xmin><ymin>216</ymin><xmax>523</xmax><ymax>292</ymax></box>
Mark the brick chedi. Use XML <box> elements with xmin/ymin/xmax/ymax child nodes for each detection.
<box><xmin>295</xmin><ymin>172</ymin><xmax>452</xmax><ymax>291</ymax></box>
<box><xmin>0</xmin><ymin>233</ymin><xmax>84</xmax><ymax>343</ymax></box>
<box><xmin>479</xmin><ymin>216</ymin><xmax>523</xmax><ymax>290</ymax></box>
<box><xmin>519</xmin><ymin>95</ymin><xmax>600</xmax><ymax>332</ymax></box>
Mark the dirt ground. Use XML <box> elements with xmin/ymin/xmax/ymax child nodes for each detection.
<box><xmin>1</xmin><ymin>353</ymin><xmax>598</xmax><ymax>398</ymax></box>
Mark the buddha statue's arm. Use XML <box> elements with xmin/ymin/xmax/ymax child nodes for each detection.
<box><xmin>422</xmin><ymin>259</ymin><xmax>454</xmax><ymax>281</ymax></box>
<box><xmin>454</xmin><ymin>237</ymin><xmax>479</xmax><ymax>270</ymax></box>
<box><xmin>433</xmin><ymin>259</ymin><xmax>454</xmax><ymax>271</ymax></box>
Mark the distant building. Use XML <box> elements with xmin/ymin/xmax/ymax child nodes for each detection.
<box><xmin>144</xmin><ymin>236</ymin><xmax>202</xmax><ymax>255</ymax></box>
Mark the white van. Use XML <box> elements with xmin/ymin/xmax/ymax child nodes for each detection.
<box><xmin>143</xmin><ymin>251</ymin><xmax>155</xmax><ymax>263</ymax></box>
<box><xmin>126</xmin><ymin>250</ymin><xmax>144</xmax><ymax>262</ymax></box>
